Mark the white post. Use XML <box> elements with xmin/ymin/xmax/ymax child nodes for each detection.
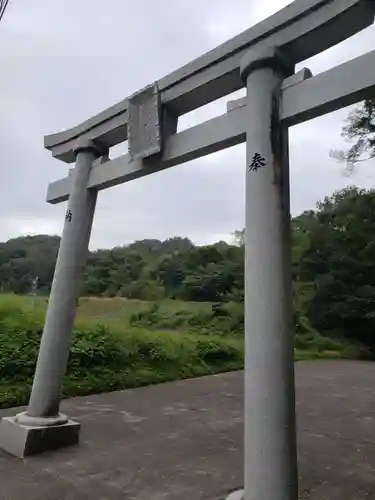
<box><xmin>0</xmin><ymin>139</ymin><xmax>106</xmax><ymax>457</ymax></box>
<box><xmin>228</xmin><ymin>47</ymin><xmax>298</xmax><ymax>500</ymax></box>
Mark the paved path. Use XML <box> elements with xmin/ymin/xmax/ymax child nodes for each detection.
<box><xmin>1</xmin><ymin>360</ymin><xmax>375</xmax><ymax>499</ymax></box>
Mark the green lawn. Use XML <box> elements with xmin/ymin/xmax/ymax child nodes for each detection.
<box><xmin>7</xmin><ymin>294</ymin><xmax>213</xmax><ymax>325</ymax></box>
<box><xmin>76</xmin><ymin>296</ymin><xmax>213</xmax><ymax>324</ymax></box>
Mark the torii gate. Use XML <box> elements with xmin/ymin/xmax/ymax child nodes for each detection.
<box><xmin>1</xmin><ymin>0</ymin><xmax>375</xmax><ymax>499</ymax></box>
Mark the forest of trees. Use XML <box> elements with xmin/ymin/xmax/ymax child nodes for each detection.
<box><xmin>1</xmin><ymin>186</ymin><xmax>375</xmax><ymax>350</ymax></box>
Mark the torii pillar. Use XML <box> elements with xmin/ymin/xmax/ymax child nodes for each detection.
<box><xmin>227</xmin><ymin>47</ymin><xmax>297</xmax><ymax>500</ymax></box>
<box><xmin>0</xmin><ymin>139</ymin><xmax>107</xmax><ymax>457</ymax></box>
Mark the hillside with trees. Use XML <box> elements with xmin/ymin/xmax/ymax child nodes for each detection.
<box><xmin>1</xmin><ymin>186</ymin><xmax>375</xmax><ymax>352</ymax></box>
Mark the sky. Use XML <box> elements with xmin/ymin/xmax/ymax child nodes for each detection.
<box><xmin>0</xmin><ymin>0</ymin><xmax>374</xmax><ymax>250</ymax></box>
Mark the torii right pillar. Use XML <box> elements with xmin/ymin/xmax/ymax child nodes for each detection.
<box><xmin>229</xmin><ymin>47</ymin><xmax>298</xmax><ymax>500</ymax></box>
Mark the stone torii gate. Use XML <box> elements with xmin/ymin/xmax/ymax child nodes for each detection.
<box><xmin>1</xmin><ymin>0</ymin><xmax>375</xmax><ymax>498</ymax></box>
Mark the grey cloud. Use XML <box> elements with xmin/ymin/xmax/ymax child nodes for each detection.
<box><xmin>0</xmin><ymin>0</ymin><xmax>374</xmax><ymax>249</ymax></box>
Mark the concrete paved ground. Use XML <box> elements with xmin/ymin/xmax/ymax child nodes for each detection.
<box><xmin>0</xmin><ymin>360</ymin><xmax>375</xmax><ymax>499</ymax></box>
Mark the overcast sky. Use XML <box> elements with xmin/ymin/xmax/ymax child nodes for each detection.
<box><xmin>0</xmin><ymin>0</ymin><xmax>374</xmax><ymax>249</ymax></box>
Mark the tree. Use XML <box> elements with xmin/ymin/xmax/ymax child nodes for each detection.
<box><xmin>330</xmin><ymin>98</ymin><xmax>375</xmax><ymax>172</ymax></box>
<box><xmin>0</xmin><ymin>235</ymin><xmax>60</xmax><ymax>294</ymax></box>
<box><xmin>153</xmin><ymin>253</ymin><xmax>185</xmax><ymax>296</ymax></box>
<box><xmin>299</xmin><ymin>187</ymin><xmax>375</xmax><ymax>350</ymax></box>
<box><xmin>233</xmin><ymin>229</ymin><xmax>244</xmax><ymax>247</ymax></box>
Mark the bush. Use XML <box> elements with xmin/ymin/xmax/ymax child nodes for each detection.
<box><xmin>129</xmin><ymin>301</ymin><xmax>244</xmax><ymax>336</ymax></box>
<box><xmin>0</xmin><ymin>302</ymin><xmax>42</xmax><ymax>381</ymax></box>
<box><xmin>0</xmin><ymin>301</ymin><xmax>244</xmax><ymax>409</ymax></box>
<box><xmin>119</xmin><ymin>279</ymin><xmax>165</xmax><ymax>301</ymax></box>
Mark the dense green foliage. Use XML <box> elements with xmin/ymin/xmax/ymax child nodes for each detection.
<box><xmin>0</xmin><ymin>235</ymin><xmax>59</xmax><ymax>295</ymax></box>
<box><xmin>83</xmin><ymin>237</ymin><xmax>244</xmax><ymax>302</ymax></box>
<box><xmin>0</xmin><ymin>235</ymin><xmax>245</xmax><ymax>302</ymax></box>
<box><xmin>0</xmin><ymin>296</ymin><xmax>244</xmax><ymax>408</ymax></box>
<box><xmin>296</xmin><ymin>187</ymin><xmax>375</xmax><ymax>351</ymax></box>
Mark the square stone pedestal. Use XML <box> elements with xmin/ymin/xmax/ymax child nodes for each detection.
<box><xmin>0</xmin><ymin>416</ymin><xmax>80</xmax><ymax>458</ymax></box>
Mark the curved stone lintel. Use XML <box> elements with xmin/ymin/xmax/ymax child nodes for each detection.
<box><xmin>44</xmin><ymin>0</ymin><xmax>374</xmax><ymax>163</ymax></box>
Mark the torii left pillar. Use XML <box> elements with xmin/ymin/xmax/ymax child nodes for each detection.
<box><xmin>0</xmin><ymin>139</ymin><xmax>106</xmax><ymax>457</ymax></box>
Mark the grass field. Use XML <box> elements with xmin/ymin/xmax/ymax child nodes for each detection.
<box><xmin>0</xmin><ymin>294</ymin><xmax>366</xmax><ymax>409</ymax></box>
<box><xmin>77</xmin><ymin>296</ymin><xmax>213</xmax><ymax>324</ymax></box>
<box><xmin>13</xmin><ymin>294</ymin><xmax>213</xmax><ymax>324</ymax></box>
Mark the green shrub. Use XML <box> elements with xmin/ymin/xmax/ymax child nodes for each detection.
<box><xmin>129</xmin><ymin>301</ymin><xmax>244</xmax><ymax>336</ymax></box>
<box><xmin>0</xmin><ymin>302</ymin><xmax>244</xmax><ymax>409</ymax></box>
<box><xmin>0</xmin><ymin>303</ymin><xmax>42</xmax><ymax>381</ymax></box>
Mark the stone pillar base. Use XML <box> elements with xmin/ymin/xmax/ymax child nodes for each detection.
<box><xmin>0</xmin><ymin>416</ymin><xmax>80</xmax><ymax>458</ymax></box>
<box><xmin>226</xmin><ymin>490</ymin><xmax>244</xmax><ymax>500</ymax></box>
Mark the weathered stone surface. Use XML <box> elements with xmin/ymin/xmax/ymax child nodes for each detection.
<box><xmin>0</xmin><ymin>417</ymin><xmax>80</xmax><ymax>458</ymax></box>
